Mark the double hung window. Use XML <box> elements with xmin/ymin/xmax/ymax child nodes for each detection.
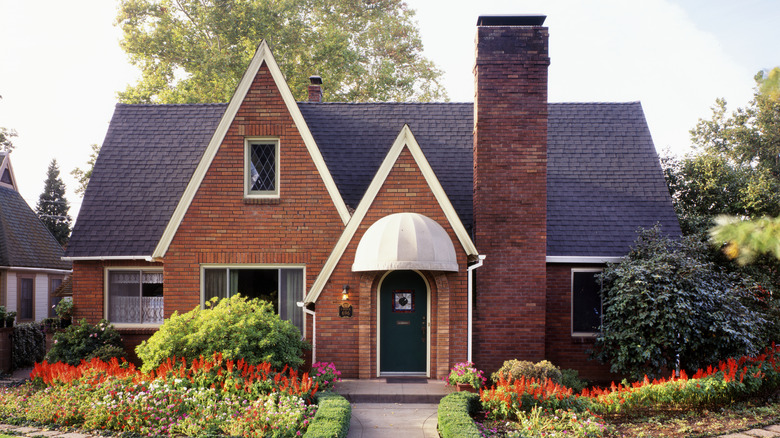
<box><xmin>571</xmin><ymin>270</ymin><xmax>602</xmax><ymax>335</ymax></box>
<box><xmin>18</xmin><ymin>276</ymin><xmax>34</xmax><ymax>321</ymax></box>
<box><xmin>107</xmin><ymin>270</ymin><xmax>164</xmax><ymax>324</ymax></box>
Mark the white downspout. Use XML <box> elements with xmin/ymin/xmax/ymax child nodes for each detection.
<box><xmin>299</xmin><ymin>303</ymin><xmax>316</xmax><ymax>364</ymax></box>
<box><xmin>467</xmin><ymin>255</ymin><xmax>486</xmax><ymax>363</ymax></box>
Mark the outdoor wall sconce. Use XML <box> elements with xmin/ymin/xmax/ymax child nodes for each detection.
<box><xmin>341</xmin><ymin>285</ymin><xmax>350</xmax><ymax>301</ymax></box>
<box><xmin>339</xmin><ymin>285</ymin><xmax>353</xmax><ymax>318</ymax></box>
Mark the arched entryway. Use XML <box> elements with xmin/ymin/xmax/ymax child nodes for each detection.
<box><xmin>378</xmin><ymin>270</ymin><xmax>429</xmax><ymax>375</ymax></box>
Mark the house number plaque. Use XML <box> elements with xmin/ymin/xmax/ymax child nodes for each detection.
<box><xmin>339</xmin><ymin>302</ymin><xmax>353</xmax><ymax>318</ymax></box>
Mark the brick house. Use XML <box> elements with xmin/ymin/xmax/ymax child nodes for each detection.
<box><xmin>0</xmin><ymin>152</ymin><xmax>72</xmax><ymax>324</ymax></box>
<box><xmin>65</xmin><ymin>16</ymin><xmax>680</xmax><ymax>381</ymax></box>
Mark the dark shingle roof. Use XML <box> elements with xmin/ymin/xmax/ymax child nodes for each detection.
<box><xmin>298</xmin><ymin>102</ymin><xmax>474</xmax><ymax>228</ymax></box>
<box><xmin>66</xmin><ymin>104</ymin><xmax>226</xmax><ymax>257</ymax></box>
<box><xmin>546</xmin><ymin>103</ymin><xmax>681</xmax><ymax>256</ymax></box>
<box><xmin>0</xmin><ymin>186</ymin><xmax>71</xmax><ymax>269</ymax></box>
<box><xmin>67</xmin><ymin>101</ymin><xmax>680</xmax><ymax>258</ymax></box>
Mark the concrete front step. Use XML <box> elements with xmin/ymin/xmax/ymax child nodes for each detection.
<box><xmin>336</xmin><ymin>378</ymin><xmax>455</xmax><ymax>404</ymax></box>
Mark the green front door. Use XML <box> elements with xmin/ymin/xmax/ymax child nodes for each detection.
<box><xmin>379</xmin><ymin>270</ymin><xmax>428</xmax><ymax>374</ymax></box>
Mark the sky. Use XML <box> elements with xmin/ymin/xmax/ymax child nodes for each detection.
<box><xmin>0</xmin><ymin>0</ymin><xmax>778</xmax><ymax>222</ymax></box>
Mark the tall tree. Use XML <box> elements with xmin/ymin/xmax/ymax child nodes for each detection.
<box><xmin>71</xmin><ymin>143</ymin><xmax>101</xmax><ymax>196</ymax></box>
<box><xmin>0</xmin><ymin>95</ymin><xmax>17</xmax><ymax>152</ymax></box>
<box><xmin>697</xmin><ymin>67</ymin><xmax>780</xmax><ymax>265</ymax></box>
<box><xmin>116</xmin><ymin>0</ymin><xmax>447</xmax><ymax>104</ymax></box>
<box><xmin>36</xmin><ymin>159</ymin><xmax>72</xmax><ymax>246</ymax></box>
<box><xmin>691</xmin><ymin>67</ymin><xmax>780</xmax><ymax>177</ymax></box>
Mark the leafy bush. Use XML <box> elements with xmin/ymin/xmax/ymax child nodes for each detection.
<box><xmin>136</xmin><ymin>295</ymin><xmax>309</xmax><ymax>373</ymax></box>
<box><xmin>438</xmin><ymin>392</ymin><xmax>481</xmax><ymax>438</ymax></box>
<box><xmin>491</xmin><ymin>359</ymin><xmax>562</xmax><ymax>385</ymax></box>
<box><xmin>11</xmin><ymin>322</ymin><xmax>45</xmax><ymax>368</ymax></box>
<box><xmin>45</xmin><ymin>319</ymin><xmax>125</xmax><ymax>366</ymax></box>
<box><xmin>595</xmin><ymin>226</ymin><xmax>766</xmax><ymax>380</ymax></box>
<box><xmin>302</xmin><ymin>391</ymin><xmax>351</xmax><ymax>438</ymax></box>
<box><xmin>560</xmin><ymin>369</ymin><xmax>588</xmax><ymax>393</ymax></box>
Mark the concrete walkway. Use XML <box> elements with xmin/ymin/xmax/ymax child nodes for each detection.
<box><xmin>719</xmin><ymin>425</ymin><xmax>780</xmax><ymax>438</ymax></box>
<box><xmin>337</xmin><ymin>378</ymin><xmax>452</xmax><ymax>437</ymax></box>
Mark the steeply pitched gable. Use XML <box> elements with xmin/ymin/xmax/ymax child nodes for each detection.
<box><xmin>0</xmin><ymin>185</ymin><xmax>70</xmax><ymax>270</ymax></box>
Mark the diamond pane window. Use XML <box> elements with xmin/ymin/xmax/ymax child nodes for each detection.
<box><xmin>247</xmin><ymin>141</ymin><xmax>278</xmax><ymax>195</ymax></box>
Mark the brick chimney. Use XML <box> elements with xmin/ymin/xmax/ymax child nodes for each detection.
<box><xmin>472</xmin><ymin>15</ymin><xmax>550</xmax><ymax>373</ymax></box>
<box><xmin>308</xmin><ymin>75</ymin><xmax>323</xmax><ymax>102</ymax></box>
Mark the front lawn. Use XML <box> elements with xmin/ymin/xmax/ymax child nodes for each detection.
<box><xmin>0</xmin><ymin>354</ymin><xmax>344</xmax><ymax>438</ymax></box>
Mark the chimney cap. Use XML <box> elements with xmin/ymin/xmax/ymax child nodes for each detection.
<box><xmin>309</xmin><ymin>75</ymin><xmax>323</xmax><ymax>85</ymax></box>
<box><xmin>477</xmin><ymin>15</ymin><xmax>546</xmax><ymax>26</ymax></box>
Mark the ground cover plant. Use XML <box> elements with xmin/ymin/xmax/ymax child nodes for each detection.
<box><xmin>0</xmin><ymin>353</ymin><xmax>339</xmax><ymax>438</ymax></box>
<box><xmin>470</xmin><ymin>345</ymin><xmax>780</xmax><ymax>437</ymax></box>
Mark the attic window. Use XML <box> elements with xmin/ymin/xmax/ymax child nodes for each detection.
<box><xmin>1</xmin><ymin>169</ymin><xmax>11</xmax><ymax>185</ymax></box>
<box><xmin>245</xmin><ymin>138</ymin><xmax>280</xmax><ymax>198</ymax></box>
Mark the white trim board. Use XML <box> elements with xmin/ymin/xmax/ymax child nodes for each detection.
<box><xmin>546</xmin><ymin>256</ymin><xmax>623</xmax><ymax>264</ymax></box>
<box><xmin>151</xmin><ymin>40</ymin><xmax>350</xmax><ymax>259</ymax></box>
<box><xmin>303</xmin><ymin>125</ymin><xmax>479</xmax><ymax>304</ymax></box>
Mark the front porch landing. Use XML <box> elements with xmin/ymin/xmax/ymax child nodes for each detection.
<box><xmin>336</xmin><ymin>378</ymin><xmax>454</xmax><ymax>403</ymax></box>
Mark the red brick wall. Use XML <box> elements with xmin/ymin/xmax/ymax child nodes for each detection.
<box><xmin>545</xmin><ymin>264</ymin><xmax>622</xmax><ymax>384</ymax></box>
<box><xmin>72</xmin><ymin>260</ymin><xmax>163</xmax><ymax>324</ymax></box>
<box><xmin>473</xmin><ymin>22</ymin><xmax>550</xmax><ymax>374</ymax></box>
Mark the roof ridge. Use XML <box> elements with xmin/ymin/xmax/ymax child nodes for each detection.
<box><xmin>115</xmin><ymin>103</ymin><xmax>229</xmax><ymax>108</ymax></box>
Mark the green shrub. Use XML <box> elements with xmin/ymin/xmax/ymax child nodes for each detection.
<box><xmin>45</xmin><ymin>319</ymin><xmax>125</xmax><ymax>366</ymax></box>
<box><xmin>595</xmin><ymin>226</ymin><xmax>766</xmax><ymax>380</ymax></box>
<box><xmin>492</xmin><ymin>359</ymin><xmax>562</xmax><ymax>384</ymax></box>
<box><xmin>438</xmin><ymin>392</ymin><xmax>481</xmax><ymax>438</ymax></box>
<box><xmin>12</xmin><ymin>322</ymin><xmax>45</xmax><ymax>368</ymax></box>
<box><xmin>302</xmin><ymin>391</ymin><xmax>351</xmax><ymax>438</ymax></box>
<box><xmin>136</xmin><ymin>295</ymin><xmax>309</xmax><ymax>373</ymax></box>
<box><xmin>560</xmin><ymin>369</ymin><xmax>588</xmax><ymax>392</ymax></box>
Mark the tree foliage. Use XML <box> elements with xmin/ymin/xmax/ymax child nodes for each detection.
<box><xmin>594</xmin><ymin>226</ymin><xmax>767</xmax><ymax>380</ymax></box>
<box><xmin>0</xmin><ymin>95</ymin><xmax>17</xmax><ymax>152</ymax></box>
<box><xmin>712</xmin><ymin>216</ymin><xmax>780</xmax><ymax>264</ymax></box>
<box><xmin>691</xmin><ymin>67</ymin><xmax>780</xmax><ymax>177</ymax></box>
<box><xmin>36</xmin><ymin>159</ymin><xmax>72</xmax><ymax>246</ymax></box>
<box><xmin>71</xmin><ymin>143</ymin><xmax>100</xmax><ymax>197</ymax></box>
<box><xmin>663</xmin><ymin>152</ymin><xmax>780</xmax><ymax>236</ymax></box>
<box><xmin>116</xmin><ymin>0</ymin><xmax>447</xmax><ymax>104</ymax></box>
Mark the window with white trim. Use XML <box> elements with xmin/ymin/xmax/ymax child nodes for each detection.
<box><xmin>203</xmin><ymin>267</ymin><xmax>303</xmax><ymax>331</ymax></box>
<box><xmin>245</xmin><ymin>139</ymin><xmax>279</xmax><ymax>197</ymax></box>
<box><xmin>107</xmin><ymin>270</ymin><xmax>164</xmax><ymax>324</ymax></box>
<box><xmin>571</xmin><ymin>269</ymin><xmax>602</xmax><ymax>335</ymax></box>
<box><xmin>18</xmin><ymin>276</ymin><xmax>34</xmax><ymax>321</ymax></box>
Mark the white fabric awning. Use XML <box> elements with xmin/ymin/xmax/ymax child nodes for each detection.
<box><xmin>352</xmin><ymin>212</ymin><xmax>459</xmax><ymax>272</ymax></box>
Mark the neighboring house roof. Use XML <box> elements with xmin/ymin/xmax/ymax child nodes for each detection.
<box><xmin>0</xmin><ymin>185</ymin><xmax>71</xmax><ymax>270</ymax></box>
<box><xmin>66</xmin><ymin>101</ymin><xmax>680</xmax><ymax>259</ymax></box>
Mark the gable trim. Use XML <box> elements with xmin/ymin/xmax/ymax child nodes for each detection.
<box><xmin>0</xmin><ymin>152</ymin><xmax>19</xmax><ymax>191</ymax></box>
<box><xmin>303</xmin><ymin>125</ymin><xmax>478</xmax><ymax>304</ymax></box>
<box><xmin>151</xmin><ymin>41</ymin><xmax>350</xmax><ymax>259</ymax></box>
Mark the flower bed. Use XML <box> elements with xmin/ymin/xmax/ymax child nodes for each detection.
<box><xmin>0</xmin><ymin>353</ymin><xmax>330</xmax><ymax>437</ymax></box>
<box><xmin>468</xmin><ymin>345</ymin><xmax>780</xmax><ymax>437</ymax></box>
